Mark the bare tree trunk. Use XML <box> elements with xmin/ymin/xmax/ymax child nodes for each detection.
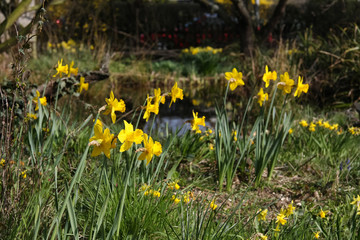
<box><xmin>261</xmin><ymin>0</ymin><xmax>289</xmax><ymax>40</ymax></box>
<box><xmin>231</xmin><ymin>0</ymin><xmax>255</xmax><ymax>55</ymax></box>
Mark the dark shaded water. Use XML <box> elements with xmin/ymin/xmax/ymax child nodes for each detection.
<box><xmin>75</xmin><ymin>75</ymin><xmax>230</xmax><ymax>133</ymax></box>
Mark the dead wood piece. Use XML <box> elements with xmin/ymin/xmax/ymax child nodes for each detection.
<box><xmin>36</xmin><ymin>71</ymin><xmax>109</xmax><ymax>101</ymax></box>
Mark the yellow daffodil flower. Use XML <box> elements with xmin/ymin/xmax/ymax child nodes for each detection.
<box><xmin>299</xmin><ymin>120</ymin><xmax>308</xmax><ymax>127</ymax></box>
<box><xmin>257</xmin><ymin>88</ymin><xmax>269</xmax><ymax>106</ymax></box>
<box><xmin>168</xmin><ymin>181</ymin><xmax>180</xmax><ymax>190</ymax></box>
<box><xmin>319</xmin><ymin>209</ymin><xmax>329</xmax><ymax>219</ymax></box>
<box><xmin>183</xmin><ymin>194</ymin><xmax>190</xmax><ymax>204</ymax></box>
<box><xmin>210</xmin><ymin>200</ymin><xmax>217</xmax><ymax>210</ymax></box>
<box><xmin>33</xmin><ymin>90</ymin><xmax>47</xmax><ymax>111</ymax></box>
<box><xmin>171</xmin><ymin>195</ymin><xmax>181</xmax><ymax>204</ymax></box>
<box><xmin>330</xmin><ymin>124</ymin><xmax>338</xmax><ymax>130</ymax></box>
<box><xmin>232</xmin><ymin>130</ymin><xmax>238</xmax><ymax>141</ymax></box>
<box><xmin>285</xmin><ymin>201</ymin><xmax>296</xmax><ymax>217</ymax></box>
<box><xmin>309</xmin><ymin>122</ymin><xmax>316</xmax><ymax>132</ymax></box>
<box><xmin>89</xmin><ymin>120</ymin><xmax>115</xmax><ymax>158</ymax></box>
<box><xmin>348</xmin><ymin>127</ymin><xmax>360</xmax><ymax>135</ymax></box>
<box><xmin>209</xmin><ymin>143</ymin><xmax>214</xmax><ymax>150</ymax></box>
<box><xmin>191</xmin><ymin>110</ymin><xmax>206</xmax><ymax>133</ymax></box>
<box><xmin>152</xmin><ymin>190</ymin><xmax>161</xmax><ymax>198</ymax></box>
<box><xmin>68</xmin><ymin>60</ymin><xmax>78</xmax><ymax>77</ymax></box>
<box><xmin>257</xmin><ymin>209</ymin><xmax>268</xmax><ymax>221</ymax></box>
<box><xmin>169</xmin><ymin>82</ymin><xmax>184</xmax><ymax>107</ymax></box>
<box><xmin>351</xmin><ymin>195</ymin><xmax>360</xmax><ymax>206</ymax></box>
<box><xmin>78</xmin><ymin>76</ymin><xmax>89</xmax><ymax>93</ymax></box>
<box><xmin>294</xmin><ymin>76</ymin><xmax>309</xmax><ymax>97</ymax></box>
<box><xmin>225</xmin><ymin>68</ymin><xmax>245</xmax><ymax>91</ymax></box>
<box><xmin>117</xmin><ymin>120</ymin><xmax>143</xmax><ymax>152</ymax></box>
<box><xmin>21</xmin><ymin>170</ymin><xmax>27</xmax><ymax>179</ymax></box>
<box><xmin>143</xmin><ymin>94</ymin><xmax>159</xmax><ymax>122</ymax></box>
<box><xmin>138</xmin><ymin>134</ymin><xmax>162</xmax><ymax>165</ymax></box>
<box><xmin>53</xmin><ymin>59</ymin><xmax>69</xmax><ymax>77</ymax></box>
<box><xmin>323</xmin><ymin>121</ymin><xmax>331</xmax><ymax>129</ymax></box>
<box><xmin>27</xmin><ymin>113</ymin><xmax>37</xmax><ymax>120</ymax></box>
<box><xmin>278</xmin><ymin>72</ymin><xmax>294</xmax><ymax>94</ymax></box>
<box><xmin>103</xmin><ymin>91</ymin><xmax>126</xmax><ymax>123</ymax></box>
<box><xmin>316</xmin><ymin>119</ymin><xmax>323</xmax><ymax>126</ymax></box>
<box><xmin>139</xmin><ymin>183</ymin><xmax>150</xmax><ymax>192</ymax></box>
<box><xmin>153</xmin><ymin>88</ymin><xmax>166</xmax><ymax>105</ymax></box>
<box><xmin>262</xmin><ymin>65</ymin><xmax>277</xmax><ymax>88</ymax></box>
<box><xmin>259</xmin><ymin>233</ymin><xmax>268</xmax><ymax>240</ymax></box>
<box><xmin>276</xmin><ymin>213</ymin><xmax>287</xmax><ymax>225</ymax></box>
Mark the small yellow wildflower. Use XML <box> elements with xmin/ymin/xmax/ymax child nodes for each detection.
<box><xmin>294</xmin><ymin>76</ymin><xmax>309</xmax><ymax>97</ymax></box>
<box><xmin>0</xmin><ymin>158</ymin><xmax>5</xmax><ymax>166</ymax></box>
<box><xmin>209</xmin><ymin>143</ymin><xmax>214</xmax><ymax>150</ymax></box>
<box><xmin>262</xmin><ymin>65</ymin><xmax>277</xmax><ymax>88</ymax></box>
<box><xmin>309</xmin><ymin>122</ymin><xmax>316</xmax><ymax>132</ymax></box>
<box><xmin>257</xmin><ymin>88</ymin><xmax>268</xmax><ymax>107</ymax></box>
<box><xmin>225</xmin><ymin>68</ymin><xmax>245</xmax><ymax>91</ymax></box>
<box><xmin>274</xmin><ymin>223</ymin><xmax>281</xmax><ymax>237</ymax></box>
<box><xmin>232</xmin><ymin>130</ymin><xmax>238</xmax><ymax>141</ymax></box>
<box><xmin>285</xmin><ymin>201</ymin><xmax>296</xmax><ymax>217</ymax></box>
<box><xmin>210</xmin><ymin>200</ymin><xmax>217</xmax><ymax>210</ymax></box>
<box><xmin>257</xmin><ymin>209</ymin><xmax>268</xmax><ymax>221</ymax></box>
<box><xmin>33</xmin><ymin>91</ymin><xmax>47</xmax><ymax>111</ymax></box>
<box><xmin>350</xmin><ymin>195</ymin><xmax>360</xmax><ymax>207</ymax></box>
<box><xmin>152</xmin><ymin>190</ymin><xmax>161</xmax><ymax>198</ymax></box>
<box><xmin>169</xmin><ymin>82</ymin><xmax>184</xmax><ymax>107</ymax></box>
<box><xmin>53</xmin><ymin>59</ymin><xmax>69</xmax><ymax>77</ymax></box>
<box><xmin>183</xmin><ymin>191</ymin><xmax>194</xmax><ymax>204</ymax></box>
<box><xmin>78</xmin><ymin>76</ymin><xmax>89</xmax><ymax>93</ymax></box>
<box><xmin>21</xmin><ymin>170</ymin><xmax>27</xmax><ymax>179</ymax></box>
<box><xmin>137</xmin><ymin>134</ymin><xmax>162</xmax><ymax>165</ymax></box>
<box><xmin>27</xmin><ymin>113</ymin><xmax>37</xmax><ymax>120</ymax></box>
<box><xmin>259</xmin><ymin>233</ymin><xmax>268</xmax><ymax>240</ymax></box>
<box><xmin>330</xmin><ymin>124</ymin><xmax>339</xmax><ymax>130</ymax></box>
<box><xmin>103</xmin><ymin>91</ymin><xmax>126</xmax><ymax>124</ymax></box>
<box><xmin>323</xmin><ymin>121</ymin><xmax>331</xmax><ymax>129</ymax></box>
<box><xmin>299</xmin><ymin>120</ymin><xmax>308</xmax><ymax>127</ymax></box>
<box><xmin>289</xmin><ymin>128</ymin><xmax>293</xmax><ymax>134</ymax></box>
<box><xmin>171</xmin><ymin>195</ymin><xmax>181</xmax><ymax>204</ymax></box>
<box><xmin>183</xmin><ymin>195</ymin><xmax>190</xmax><ymax>204</ymax></box>
<box><xmin>314</xmin><ymin>231</ymin><xmax>320</xmax><ymax>239</ymax></box>
<box><xmin>139</xmin><ymin>183</ymin><xmax>150</xmax><ymax>192</ymax></box>
<box><xmin>316</xmin><ymin>119</ymin><xmax>323</xmax><ymax>126</ymax></box>
<box><xmin>168</xmin><ymin>181</ymin><xmax>180</xmax><ymax>190</ymax></box>
<box><xmin>348</xmin><ymin>126</ymin><xmax>360</xmax><ymax>135</ymax></box>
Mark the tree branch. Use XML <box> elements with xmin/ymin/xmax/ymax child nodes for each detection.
<box><xmin>0</xmin><ymin>0</ymin><xmax>53</xmax><ymax>53</ymax></box>
<box><xmin>0</xmin><ymin>0</ymin><xmax>32</xmax><ymax>36</ymax></box>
